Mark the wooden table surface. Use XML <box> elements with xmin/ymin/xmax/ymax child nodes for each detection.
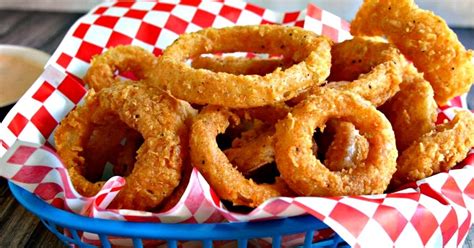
<box><xmin>0</xmin><ymin>9</ymin><xmax>473</xmax><ymax>247</ymax></box>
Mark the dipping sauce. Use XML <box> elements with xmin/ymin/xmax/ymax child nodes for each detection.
<box><xmin>0</xmin><ymin>54</ymin><xmax>44</xmax><ymax>107</ymax></box>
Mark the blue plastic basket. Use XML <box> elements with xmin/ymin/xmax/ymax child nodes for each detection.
<box><xmin>9</xmin><ymin>181</ymin><xmax>348</xmax><ymax>248</ymax></box>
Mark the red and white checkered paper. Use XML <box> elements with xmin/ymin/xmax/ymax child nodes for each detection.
<box><xmin>0</xmin><ymin>1</ymin><xmax>473</xmax><ymax>247</ymax></box>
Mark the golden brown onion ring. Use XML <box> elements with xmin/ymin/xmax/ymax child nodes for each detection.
<box><xmin>84</xmin><ymin>45</ymin><xmax>158</xmax><ymax>91</ymax></box>
<box><xmin>190</xmin><ymin>106</ymin><xmax>293</xmax><ymax>207</ymax></box>
<box><xmin>55</xmin><ymin>83</ymin><xmax>196</xmax><ymax>210</ymax></box>
<box><xmin>287</xmin><ymin>37</ymin><xmax>406</xmax><ymax>107</ymax></box>
<box><xmin>158</xmin><ymin>162</ymin><xmax>193</xmax><ymax>212</ymax></box>
<box><xmin>275</xmin><ymin>88</ymin><xmax>398</xmax><ymax>196</ymax></box>
<box><xmin>155</xmin><ymin>25</ymin><xmax>332</xmax><ymax>108</ymax></box>
<box><xmin>351</xmin><ymin>0</ymin><xmax>474</xmax><ymax>104</ymax></box>
<box><xmin>325</xmin><ymin>36</ymin><xmax>406</xmax><ymax>107</ymax></box>
<box><xmin>234</xmin><ymin>102</ymin><xmax>291</xmax><ymax>126</ymax></box>
<box><xmin>391</xmin><ymin>110</ymin><xmax>474</xmax><ymax>188</ymax></box>
<box><xmin>380</xmin><ymin>65</ymin><xmax>437</xmax><ymax>152</ymax></box>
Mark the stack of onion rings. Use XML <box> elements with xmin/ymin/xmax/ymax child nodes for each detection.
<box><xmin>54</xmin><ymin>13</ymin><xmax>474</xmax><ymax>211</ymax></box>
<box><xmin>391</xmin><ymin>110</ymin><xmax>474</xmax><ymax>188</ymax></box>
<box><xmin>380</xmin><ymin>65</ymin><xmax>438</xmax><ymax>151</ymax></box>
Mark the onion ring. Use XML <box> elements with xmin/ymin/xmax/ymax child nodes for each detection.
<box><xmin>155</xmin><ymin>25</ymin><xmax>332</xmax><ymax>107</ymax></box>
<box><xmin>55</xmin><ymin>83</ymin><xmax>196</xmax><ymax>210</ymax></box>
<box><xmin>158</xmin><ymin>162</ymin><xmax>193</xmax><ymax>212</ymax></box>
<box><xmin>274</xmin><ymin>88</ymin><xmax>398</xmax><ymax>196</ymax></box>
<box><xmin>234</xmin><ymin>103</ymin><xmax>291</xmax><ymax>125</ymax></box>
<box><xmin>84</xmin><ymin>45</ymin><xmax>158</xmax><ymax>91</ymax></box>
<box><xmin>190</xmin><ymin>106</ymin><xmax>293</xmax><ymax>207</ymax></box>
<box><xmin>287</xmin><ymin>37</ymin><xmax>405</xmax><ymax>107</ymax></box>
<box><xmin>325</xmin><ymin>37</ymin><xmax>406</xmax><ymax>107</ymax></box>
<box><xmin>191</xmin><ymin>56</ymin><xmax>292</xmax><ymax>76</ymax></box>
<box><xmin>391</xmin><ymin>110</ymin><xmax>474</xmax><ymax>188</ymax></box>
<box><xmin>380</xmin><ymin>65</ymin><xmax>437</xmax><ymax>151</ymax></box>
<box><xmin>351</xmin><ymin>0</ymin><xmax>474</xmax><ymax>104</ymax></box>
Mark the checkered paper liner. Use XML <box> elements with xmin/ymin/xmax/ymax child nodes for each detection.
<box><xmin>0</xmin><ymin>0</ymin><xmax>473</xmax><ymax>247</ymax></box>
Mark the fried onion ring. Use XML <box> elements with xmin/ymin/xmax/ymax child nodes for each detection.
<box><xmin>158</xmin><ymin>161</ymin><xmax>193</xmax><ymax>212</ymax></box>
<box><xmin>84</xmin><ymin>45</ymin><xmax>158</xmax><ymax>91</ymax></box>
<box><xmin>286</xmin><ymin>37</ymin><xmax>406</xmax><ymax>107</ymax></box>
<box><xmin>155</xmin><ymin>25</ymin><xmax>332</xmax><ymax>107</ymax></box>
<box><xmin>380</xmin><ymin>65</ymin><xmax>437</xmax><ymax>151</ymax></box>
<box><xmin>191</xmin><ymin>56</ymin><xmax>292</xmax><ymax>76</ymax></box>
<box><xmin>190</xmin><ymin>106</ymin><xmax>293</xmax><ymax>207</ymax></box>
<box><xmin>325</xmin><ymin>36</ymin><xmax>406</xmax><ymax>106</ymax></box>
<box><xmin>351</xmin><ymin>0</ymin><xmax>474</xmax><ymax>104</ymax></box>
<box><xmin>274</xmin><ymin>88</ymin><xmax>397</xmax><ymax>196</ymax></box>
<box><xmin>391</xmin><ymin>110</ymin><xmax>474</xmax><ymax>188</ymax></box>
<box><xmin>55</xmin><ymin>84</ymin><xmax>196</xmax><ymax>210</ymax></box>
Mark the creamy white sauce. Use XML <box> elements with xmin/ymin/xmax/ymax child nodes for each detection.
<box><xmin>0</xmin><ymin>54</ymin><xmax>44</xmax><ymax>107</ymax></box>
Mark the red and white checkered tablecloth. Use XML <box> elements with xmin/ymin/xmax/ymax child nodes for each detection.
<box><xmin>0</xmin><ymin>1</ymin><xmax>473</xmax><ymax>247</ymax></box>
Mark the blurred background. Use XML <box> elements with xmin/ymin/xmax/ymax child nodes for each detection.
<box><xmin>0</xmin><ymin>0</ymin><xmax>473</xmax><ymax>53</ymax></box>
<box><xmin>1</xmin><ymin>0</ymin><xmax>473</xmax><ymax>26</ymax></box>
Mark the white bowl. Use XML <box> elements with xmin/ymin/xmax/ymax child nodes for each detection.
<box><xmin>0</xmin><ymin>45</ymin><xmax>50</xmax><ymax>107</ymax></box>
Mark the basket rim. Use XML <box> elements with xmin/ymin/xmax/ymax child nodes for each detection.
<box><xmin>9</xmin><ymin>181</ymin><xmax>330</xmax><ymax>240</ymax></box>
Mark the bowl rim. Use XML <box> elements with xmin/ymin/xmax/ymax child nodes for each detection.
<box><xmin>8</xmin><ymin>181</ymin><xmax>331</xmax><ymax>241</ymax></box>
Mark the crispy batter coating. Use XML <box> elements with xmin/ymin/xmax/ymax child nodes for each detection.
<box><xmin>324</xmin><ymin>121</ymin><xmax>369</xmax><ymax>171</ymax></box>
<box><xmin>288</xmin><ymin>37</ymin><xmax>406</xmax><ymax>107</ymax></box>
<box><xmin>84</xmin><ymin>45</ymin><xmax>158</xmax><ymax>91</ymax></box>
<box><xmin>391</xmin><ymin>111</ymin><xmax>474</xmax><ymax>188</ymax></box>
<box><xmin>234</xmin><ymin>103</ymin><xmax>291</xmax><ymax>125</ymax></box>
<box><xmin>191</xmin><ymin>56</ymin><xmax>292</xmax><ymax>76</ymax></box>
<box><xmin>380</xmin><ymin>65</ymin><xmax>437</xmax><ymax>151</ymax></box>
<box><xmin>55</xmin><ymin>97</ymin><xmax>107</xmax><ymax>195</ymax></box>
<box><xmin>158</xmin><ymin>162</ymin><xmax>193</xmax><ymax>212</ymax></box>
<box><xmin>155</xmin><ymin>25</ymin><xmax>332</xmax><ymax>107</ymax></box>
<box><xmin>275</xmin><ymin>88</ymin><xmax>397</xmax><ymax>196</ymax></box>
<box><xmin>55</xmin><ymin>83</ymin><xmax>197</xmax><ymax>210</ymax></box>
<box><xmin>326</xmin><ymin>36</ymin><xmax>406</xmax><ymax>106</ymax></box>
<box><xmin>190</xmin><ymin>106</ymin><xmax>293</xmax><ymax>207</ymax></box>
<box><xmin>351</xmin><ymin>0</ymin><xmax>474</xmax><ymax>104</ymax></box>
